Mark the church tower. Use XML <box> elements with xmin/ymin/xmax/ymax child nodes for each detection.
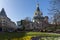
<box><xmin>34</xmin><ymin>3</ymin><xmax>42</xmax><ymax>17</ymax></box>
<box><xmin>33</xmin><ymin>1</ymin><xmax>43</xmax><ymax>23</ymax></box>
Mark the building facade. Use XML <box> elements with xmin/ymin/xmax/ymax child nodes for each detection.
<box><xmin>17</xmin><ymin>19</ymin><xmax>33</xmax><ymax>31</ymax></box>
<box><xmin>0</xmin><ymin>8</ymin><xmax>17</xmax><ymax>32</ymax></box>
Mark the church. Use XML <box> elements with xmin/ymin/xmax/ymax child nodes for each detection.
<box><xmin>17</xmin><ymin>3</ymin><xmax>49</xmax><ymax>31</ymax></box>
<box><xmin>32</xmin><ymin>3</ymin><xmax>49</xmax><ymax>31</ymax></box>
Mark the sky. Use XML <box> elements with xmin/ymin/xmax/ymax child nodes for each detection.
<box><xmin>0</xmin><ymin>0</ymin><xmax>50</xmax><ymax>23</ymax></box>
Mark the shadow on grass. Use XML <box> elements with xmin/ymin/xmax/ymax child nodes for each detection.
<box><xmin>0</xmin><ymin>32</ymin><xmax>26</xmax><ymax>40</ymax></box>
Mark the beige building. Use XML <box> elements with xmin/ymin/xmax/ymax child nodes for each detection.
<box><xmin>0</xmin><ymin>8</ymin><xmax>17</xmax><ymax>32</ymax></box>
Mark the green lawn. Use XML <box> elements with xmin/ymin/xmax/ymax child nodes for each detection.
<box><xmin>26</xmin><ymin>32</ymin><xmax>60</xmax><ymax>37</ymax></box>
<box><xmin>0</xmin><ymin>32</ymin><xmax>60</xmax><ymax>40</ymax></box>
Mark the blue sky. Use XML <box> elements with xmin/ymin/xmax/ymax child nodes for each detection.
<box><xmin>0</xmin><ymin>0</ymin><xmax>50</xmax><ymax>23</ymax></box>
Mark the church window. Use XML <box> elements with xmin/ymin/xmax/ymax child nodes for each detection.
<box><xmin>35</xmin><ymin>13</ymin><xmax>37</xmax><ymax>15</ymax></box>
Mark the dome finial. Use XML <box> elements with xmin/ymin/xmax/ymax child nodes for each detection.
<box><xmin>36</xmin><ymin>0</ymin><xmax>39</xmax><ymax>7</ymax></box>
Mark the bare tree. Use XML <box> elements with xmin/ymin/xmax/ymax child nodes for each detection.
<box><xmin>49</xmin><ymin>0</ymin><xmax>60</xmax><ymax>25</ymax></box>
<box><xmin>48</xmin><ymin>0</ymin><xmax>60</xmax><ymax>31</ymax></box>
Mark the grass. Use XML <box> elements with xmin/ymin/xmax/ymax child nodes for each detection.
<box><xmin>0</xmin><ymin>32</ymin><xmax>60</xmax><ymax>40</ymax></box>
<box><xmin>26</xmin><ymin>32</ymin><xmax>60</xmax><ymax>37</ymax></box>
